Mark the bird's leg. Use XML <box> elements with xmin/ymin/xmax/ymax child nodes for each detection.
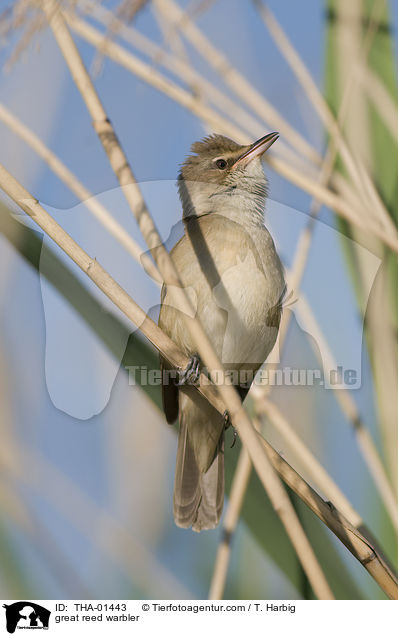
<box><xmin>178</xmin><ymin>354</ymin><xmax>201</xmax><ymax>385</ymax></box>
<box><xmin>223</xmin><ymin>410</ymin><xmax>230</xmax><ymax>428</ymax></box>
<box><xmin>223</xmin><ymin>410</ymin><xmax>238</xmax><ymax>447</ymax></box>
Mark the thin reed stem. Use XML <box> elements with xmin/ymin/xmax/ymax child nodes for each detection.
<box><xmin>256</xmin><ymin>398</ymin><xmax>362</xmax><ymax>525</ymax></box>
<box><xmin>210</xmin><ymin>3</ymin><xmax>398</xmax><ymax>589</ymax></box>
<box><xmin>255</xmin><ymin>0</ymin><xmax>397</xmax><ymax>238</ymax></box>
<box><xmin>77</xmin><ymin>0</ymin><xmax>305</xmax><ymax>168</ymax></box>
<box><xmin>153</xmin><ymin>0</ymin><xmax>321</xmax><ymax>165</ymax></box>
<box><xmin>0</xmin><ymin>102</ymin><xmax>161</xmax><ymax>283</ymax></box>
<box><xmin>65</xmin><ymin>10</ymin><xmax>398</xmax><ymax>254</ymax></box>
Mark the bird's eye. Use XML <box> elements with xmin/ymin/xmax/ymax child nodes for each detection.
<box><xmin>215</xmin><ymin>158</ymin><xmax>227</xmax><ymax>170</ymax></box>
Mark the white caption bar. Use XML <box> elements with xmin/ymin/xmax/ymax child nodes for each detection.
<box><xmin>1</xmin><ymin>599</ymin><xmax>396</xmax><ymax>635</ymax></box>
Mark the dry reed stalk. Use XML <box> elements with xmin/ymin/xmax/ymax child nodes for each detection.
<box><xmin>211</xmin><ymin>1</ymin><xmax>398</xmax><ymax>592</ymax></box>
<box><xmin>208</xmin><ymin>435</ymin><xmax>253</xmax><ymax>600</ymax></box>
<box><xmin>212</xmin><ymin>31</ymin><xmax>397</xmax><ymax>588</ymax></box>
<box><xmin>211</xmin><ymin>262</ymin><xmax>398</xmax><ymax>597</ymax></box>
<box><xmin>268</xmin><ymin>154</ymin><xmax>398</xmax><ymax>252</ymax></box>
<box><xmin>331</xmin><ymin>0</ymin><xmax>398</xmax><ymax>502</ymax></box>
<box><xmin>78</xmin><ymin>0</ymin><xmax>315</xmax><ymax>173</ymax></box>
<box><xmin>4</xmin><ymin>4</ymin><xmax>335</xmax><ymax>593</ymax></box>
<box><xmin>291</xmin><ymin>290</ymin><xmax>398</xmax><ymax>535</ymax></box>
<box><xmin>255</xmin><ymin>1</ymin><xmax>396</xmax><ymax>239</ymax></box>
<box><xmin>64</xmin><ymin>11</ymin><xmax>398</xmax><ymax>254</ymax></box>
<box><xmin>12</xmin><ymin>444</ymin><xmax>189</xmax><ymax>597</ymax></box>
<box><xmin>261</xmin><ymin>435</ymin><xmax>398</xmax><ymax>599</ymax></box>
<box><xmin>255</xmin><ymin>397</ymin><xmax>362</xmax><ymax>525</ymax></box>
<box><xmin>0</xmin><ymin>102</ymin><xmax>161</xmax><ymax>284</ymax></box>
<box><xmin>41</xmin><ymin>0</ymin><xmax>238</xmax><ymax>415</ymax></box>
<box><xmin>17</xmin><ymin>499</ymin><xmax>91</xmax><ymax>597</ymax></box>
<box><xmin>151</xmin><ymin>0</ymin><xmax>190</xmax><ymax>68</ymax></box>
<box><xmin>211</xmin><ymin>256</ymin><xmax>398</xmax><ymax>596</ymax></box>
<box><xmin>65</xmin><ymin>12</ymin><xmax>247</xmax><ymax>140</ymax></box>
<box><xmin>152</xmin><ymin>0</ymin><xmax>321</xmax><ymax>165</ymax></box>
<box><xmin>2</xmin><ymin>163</ymin><xmax>397</xmax><ymax>595</ymax></box>
<box><xmin>277</xmin><ymin>0</ymin><xmax>398</xmax><ymax>533</ymax></box>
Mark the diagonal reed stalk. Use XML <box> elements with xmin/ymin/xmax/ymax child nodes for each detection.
<box><xmin>210</xmin><ymin>0</ymin><xmax>398</xmax><ymax>599</ymax></box>
<box><xmin>64</xmin><ymin>10</ymin><xmax>398</xmax><ymax>255</ymax></box>
<box><xmin>209</xmin><ymin>418</ymin><xmax>260</xmax><ymax>600</ymax></box>
<box><xmin>211</xmin><ymin>285</ymin><xmax>398</xmax><ymax>596</ymax></box>
<box><xmin>11</xmin><ymin>443</ymin><xmax>189</xmax><ymax>597</ymax></box>
<box><xmin>152</xmin><ymin>0</ymin><xmax>321</xmax><ymax>165</ymax></box>
<box><xmin>151</xmin><ymin>0</ymin><xmax>191</xmax><ymax>70</ymax></box>
<box><xmin>209</xmin><ymin>456</ymin><xmax>252</xmax><ymax>599</ymax></box>
<box><xmin>260</xmin><ymin>433</ymin><xmax>398</xmax><ymax>599</ymax></box>
<box><xmin>0</xmin><ymin>102</ymin><xmax>161</xmax><ymax>284</ymax></box>
<box><xmin>254</xmin><ymin>0</ymin><xmax>396</xmax><ymax>238</ymax></box>
<box><xmin>256</xmin><ymin>398</ymin><xmax>362</xmax><ymax>523</ymax></box>
<box><xmin>77</xmin><ymin>0</ymin><xmax>316</xmax><ymax>172</ymax></box>
<box><xmin>325</xmin><ymin>0</ymin><xmax>398</xmax><ymax>508</ymax></box>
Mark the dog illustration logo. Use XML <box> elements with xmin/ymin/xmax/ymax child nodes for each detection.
<box><xmin>2</xmin><ymin>602</ymin><xmax>50</xmax><ymax>633</ymax></box>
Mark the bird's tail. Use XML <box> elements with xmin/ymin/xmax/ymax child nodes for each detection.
<box><xmin>173</xmin><ymin>415</ymin><xmax>224</xmax><ymax>532</ymax></box>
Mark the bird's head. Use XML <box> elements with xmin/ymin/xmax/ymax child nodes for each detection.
<box><xmin>178</xmin><ymin>132</ymin><xmax>278</xmax><ymax>223</ymax></box>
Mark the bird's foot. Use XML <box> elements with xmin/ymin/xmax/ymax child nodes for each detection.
<box><xmin>178</xmin><ymin>354</ymin><xmax>201</xmax><ymax>385</ymax></box>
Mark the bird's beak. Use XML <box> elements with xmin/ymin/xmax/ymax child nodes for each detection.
<box><xmin>233</xmin><ymin>132</ymin><xmax>279</xmax><ymax>168</ymax></box>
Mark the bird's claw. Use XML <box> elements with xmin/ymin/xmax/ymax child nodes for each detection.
<box><xmin>178</xmin><ymin>355</ymin><xmax>201</xmax><ymax>385</ymax></box>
